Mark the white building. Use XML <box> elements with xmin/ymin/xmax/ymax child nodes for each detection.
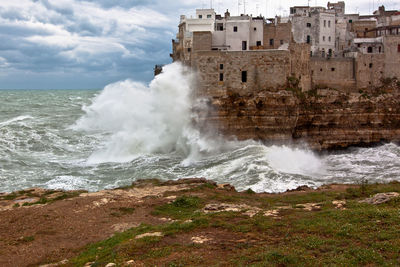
<box><xmin>179</xmin><ymin>9</ymin><xmax>264</xmax><ymax>52</ymax></box>
<box><xmin>213</xmin><ymin>12</ymin><xmax>264</xmax><ymax>51</ymax></box>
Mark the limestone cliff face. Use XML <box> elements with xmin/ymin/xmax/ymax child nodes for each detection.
<box><xmin>196</xmin><ymin>79</ymin><xmax>400</xmax><ymax>150</ymax></box>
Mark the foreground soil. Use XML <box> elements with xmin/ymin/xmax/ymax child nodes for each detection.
<box><xmin>0</xmin><ymin>179</ymin><xmax>400</xmax><ymax>266</ymax></box>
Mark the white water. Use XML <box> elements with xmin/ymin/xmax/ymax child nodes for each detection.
<box><xmin>1</xmin><ymin>63</ymin><xmax>400</xmax><ymax>193</ymax></box>
<box><xmin>71</xmin><ymin>62</ymin><xmax>328</xmax><ymax>192</ymax></box>
<box><xmin>73</xmin><ymin>63</ymin><xmax>245</xmax><ymax>166</ymax></box>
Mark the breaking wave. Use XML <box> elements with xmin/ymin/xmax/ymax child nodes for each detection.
<box><xmin>72</xmin><ymin>63</ymin><xmax>243</xmax><ymax>165</ymax></box>
<box><xmin>1</xmin><ymin>64</ymin><xmax>399</xmax><ymax>193</ymax></box>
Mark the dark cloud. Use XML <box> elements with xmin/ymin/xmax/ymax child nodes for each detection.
<box><xmin>1</xmin><ymin>0</ymin><xmax>394</xmax><ymax>89</ymax></box>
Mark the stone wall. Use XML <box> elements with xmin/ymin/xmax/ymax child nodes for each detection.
<box><xmin>263</xmin><ymin>22</ymin><xmax>292</xmax><ymax>49</ymax></box>
<box><xmin>355</xmin><ymin>53</ymin><xmax>385</xmax><ymax>89</ymax></box>
<box><xmin>193</xmin><ymin>31</ymin><xmax>212</xmax><ymax>52</ymax></box>
<box><xmin>351</xmin><ymin>20</ymin><xmax>377</xmax><ymax>38</ymax></box>
<box><xmin>311</xmin><ymin>58</ymin><xmax>356</xmax><ymax>91</ymax></box>
<box><xmin>384</xmin><ymin>36</ymin><xmax>400</xmax><ymax>78</ymax></box>
<box><xmin>192</xmin><ymin>50</ymin><xmax>291</xmax><ymax>97</ymax></box>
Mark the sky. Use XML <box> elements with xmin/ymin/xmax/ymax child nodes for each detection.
<box><xmin>0</xmin><ymin>0</ymin><xmax>398</xmax><ymax>89</ymax></box>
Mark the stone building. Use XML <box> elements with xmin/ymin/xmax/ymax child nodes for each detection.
<box><xmin>263</xmin><ymin>17</ymin><xmax>292</xmax><ymax>50</ymax></box>
<box><xmin>170</xmin><ymin>3</ymin><xmax>400</xmax><ymax>95</ymax></box>
<box><xmin>290</xmin><ymin>6</ymin><xmax>336</xmax><ymax>56</ymax></box>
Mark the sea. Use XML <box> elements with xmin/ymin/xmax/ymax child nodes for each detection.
<box><xmin>1</xmin><ymin>63</ymin><xmax>400</xmax><ymax>193</ymax></box>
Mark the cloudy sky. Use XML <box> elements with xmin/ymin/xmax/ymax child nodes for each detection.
<box><xmin>0</xmin><ymin>0</ymin><xmax>398</xmax><ymax>89</ymax></box>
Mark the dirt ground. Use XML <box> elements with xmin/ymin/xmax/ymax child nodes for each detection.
<box><xmin>0</xmin><ymin>179</ymin><xmax>388</xmax><ymax>267</ymax></box>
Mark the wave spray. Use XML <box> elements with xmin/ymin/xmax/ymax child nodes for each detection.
<box><xmin>73</xmin><ymin>63</ymin><xmax>230</xmax><ymax>164</ymax></box>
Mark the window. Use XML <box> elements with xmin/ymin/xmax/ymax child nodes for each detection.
<box><xmin>256</xmin><ymin>41</ymin><xmax>262</xmax><ymax>46</ymax></box>
<box><xmin>254</xmin><ymin>27</ymin><xmax>257</xmax><ymax>31</ymax></box>
<box><xmin>280</xmin><ymin>40</ymin><xmax>284</xmax><ymax>45</ymax></box>
<box><xmin>269</xmin><ymin>39</ymin><xmax>274</xmax><ymax>46</ymax></box>
<box><xmin>233</xmin><ymin>26</ymin><xmax>238</xmax><ymax>32</ymax></box>
<box><xmin>329</xmin><ymin>36</ymin><xmax>331</xmax><ymax>42</ymax></box>
<box><xmin>331</xmin><ymin>68</ymin><xmax>335</xmax><ymax>71</ymax></box>
<box><xmin>199</xmin><ymin>15</ymin><xmax>203</xmax><ymax>19</ymax></box>
<box><xmin>349</xmin><ymin>19</ymin><xmax>353</xmax><ymax>23</ymax></box>
<box><xmin>368</xmin><ymin>46</ymin><xmax>373</xmax><ymax>53</ymax></box>
<box><xmin>306</xmin><ymin>35</ymin><xmax>311</xmax><ymax>44</ymax></box>
<box><xmin>220</xmin><ymin>64</ymin><xmax>224</xmax><ymax>70</ymax></box>
<box><xmin>324</xmin><ymin>20</ymin><xmax>326</xmax><ymax>27</ymax></box>
<box><xmin>242</xmin><ymin>41</ymin><xmax>247</xmax><ymax>50</ymax></box>
<box><xmin>328</xmin><ymin>20</ymin><xmax>331</xmax><ymax>27</ymax></box>
<box><xmin>207</xmin><ymin>14</ymin><xmax>212</xmax><ymax>18</ymax></box>
<box><xmin>241</xmin><ymin>71</ymin><xmax>247</xmax><ymax>83</ymax></box>
<box><xmin>323</xmin><ymin>36</ymin><xmax>325</xmax><ymax>41</ymax></box>
<box><xmin>398</xmin><ymin>44</ymin><xmax>400</xmax><ymax>53</ymax></box>
<box><xmin>219</xmin><ymin>73</ymin><xmax>224</xmax><ymax>81</ymax></box>
<box><xmin>217</xmin><ymin>23</ymin><xmax>224</xmax><ymax>31</ymax></box>
<box><xmin>369</xmin><ymin>63</ymin><xmax>373</xmax><ymax>68</ymax></box>
<box><xmin>379</xmin><ymin>46</ymin><xmax>382</xmax><ymax>53</ymax></box>
<box><xmin>306</xmin><ymin>23</ymin><xmax>311</xmax><ymax>27</ymax></box>
<box><xmin>188</xmin><ymin>48</ymin><xmax>191</xmax><ymax>52</ymax></box>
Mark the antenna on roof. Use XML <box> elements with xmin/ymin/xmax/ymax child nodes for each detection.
<box><xmin>308</xmin><ymin>0</ymin><xmax>310</xmax><ymax>7</ymax></box>
<box><xmin>210</xmin><ymin>0</ymin><xmax>213</xmax><ymax>9</ymax></box>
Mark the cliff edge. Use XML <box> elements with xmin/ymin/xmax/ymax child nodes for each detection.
<box><xmin>197</xmin><ymin>77</ymin><xmax>400</xmax><ymax>150</ymax></box>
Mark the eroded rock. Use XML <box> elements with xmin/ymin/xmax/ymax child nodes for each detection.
<box><xmin>135</xmin><ymin>232</ymin><xmax>163</xmax><ymax>239</ymax></box>
<box><xmin>359</xmin><ymin>192</ymin><xmax>399</xmax><ymax>205</ymax></box>
<box><xmin>191</xmin><ymin>236</ymin><xmax>212</xmax><ymax>244</ymax></box>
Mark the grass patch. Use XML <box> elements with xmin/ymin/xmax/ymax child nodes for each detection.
<box><xmin>152</xmin><ymin>196</ymin><xmax>203</xmax><ymax>220</ymax></box>
<box><xmin>70</xmin><ymin>182</ymin><xmax>400</xmax><ymax>266</ymax></box>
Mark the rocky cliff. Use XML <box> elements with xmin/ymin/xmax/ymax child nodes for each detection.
<box><xmin>196</xmin><ymin>77</ymin><xmax>400</xmax><ymax>150</ymax></box>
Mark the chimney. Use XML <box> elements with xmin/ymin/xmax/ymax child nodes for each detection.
<box><xmin>225</xmin><ymin>9</ymin><xmax>230</xmax><ymax>18</ymax></box>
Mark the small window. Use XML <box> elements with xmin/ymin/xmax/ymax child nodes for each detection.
<box><xmin>219</xmin><ymin>73</ymin><xmax>224</xmax><ymax>81</ymax></box>
<box><xmin>329</xmin><ymin>36</ymin><xmax>331</xmax><ymax>42</ymax></box>
<box><xmin>188</xmin><ymin>48</ymin><xmax>191</xmax><ymax>52</ymax></box>
<box><xmin>306</xmin><ymin>23</ymin><xmax>311</xmax><ymax>27</ymax></box>
<box><xmin>328</xmin><ymin>20</ymin><xmax>331</xmax><ymax>27</ymax></box>
<box><xmin>280</xmin><ymin>40</ymin><xmax>284</xmax><ymax>45</ymax></box>
<box><xmin>324</xmin><ymin>20</ymin><xmax>326</xmax><ymax>27</ymax></box>
<box><xmin>306</xmin><ymin>35</ymin><xmax>311</xmax><ymax>44</ymax></box>
<box><xmin>199</xmin><ymin>15</ymin><xmax>203</xmax><ymax>19</ymax></box>
<box><xmin>233</xmin><ymin>26</ymin><xmax>238</xmax><ymax>32</ymax></box>
<box><xmin>254</xmin><ymin>27</ymin><xmax>257</xmax><ymax>31</ymax></box>
<box><xmin>269</xmin><ymin>39</ymin><xmax>274</xmax><ymax>46</ymax></box>
<box><xmin>398</xmin><ymin>44</ymin><xmax>400</xmax><ymax>53</ymax></box>
<box><xmin>323</xmin><ymin>36</ymin><xmax>325</xmax><ymax>41</ymax></box>
<box><xmin>220</xmin><ymin>64</ymin><xmax>224</xmax><ymax>70</ymax></box>
<box><xmin>368</xmin><ymin>47</ymin><xmax>373</xmax><ymax>53</ymax></box>
<box><xmin>242</xmin><ymin>41</ymin><xmax>247</xmax><ymax>50</ymax></box>
<box><xmin>331</xmin><ymin>68</ymin><xmax>335</xmax><ymax>71</ymax></box>
<box><xmin>349</xmin><ymin>19</ymin><xmax>353</xmax><ymax>23</ymax></box>
<box><xmin>207</xmin><ymin>14</ymin><xmax>212</xmax><ymax>18</ymax></box>
<box><xmin>369</xmin><ymin>63</ymin><xmax>373</xmax><ymax>68</ymax></box>
<box><xmin>217</xmin><ymin>23</ymin><xmax>224</xmax><ymax>31</ymax></box>
<box><xmin>256</xmin><ymin>41</ymin><xmax>262</xmax><ymax>46</ymax></box>
<box><xmin>379</xmin><ymin>46</ymin><xmax>382</xmax><ymax>53</ymax></box>
<box><xmin>242</xmin><ymin>71</ymin><xmax>247</xmax><ymax>83</ymax></box>
<box><xmin>320</xmin><ymin>68</ymin><xmax>323</xmax><ymax>71</ymax></box>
